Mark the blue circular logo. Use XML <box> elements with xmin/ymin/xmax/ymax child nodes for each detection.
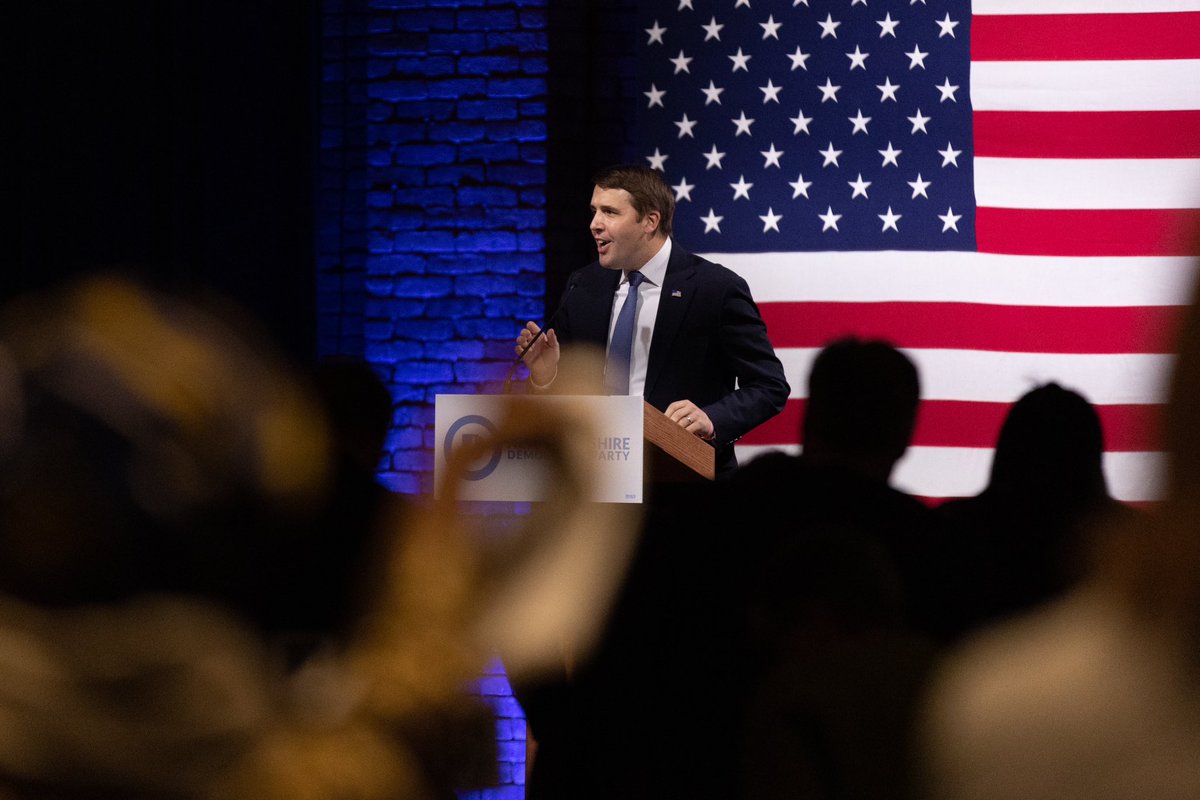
<box><xmin>444</xmin><ymin>414</ymin><xmax>502</xmax><ymax>481</ymax></box>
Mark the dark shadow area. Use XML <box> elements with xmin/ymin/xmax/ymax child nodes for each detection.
<box><xmin>545</xmin><ymin>0</ymin><xmax>640</xmax><ymax>313</ymax></box>
<box><xmin>316</xmin><ymin>0</ymin><xmax>372</xmax><ymax>358</ymax></box>
<box><xmin>8</xmin><ymin>0</ymin><xmax>319</xmax><ymax>364</ymax></box>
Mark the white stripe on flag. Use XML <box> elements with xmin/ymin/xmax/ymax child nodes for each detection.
<box><xmin>975</xmin><ymin>158</ymin><xmax>1200</xmax><ymax>210</ymax></box>
<box><xmin>720</xmin><ymin>252</ymin><xmax>1198</xmax><ymax>307</ymax></box>
<box><xmin>735</xmin><ymin>445</ymin><xmax>1167</xmax><ymax>504</ymax></box>
<box><xmin>893</xmin><ymin>447</ymin><xmax>1167</xmax><ymax>504</ymax></box>
<box><xmin>775</xmin><ymin>348</ymin><xmax>1174</xmax><ymax>405</ymax></box>
<box><xmin>975</xmin><ymin>0</ymin><xmax>1200</xmax><ymax>14</ymax></box>
<box><xmin>972</xmin><ymin>60</ymin><xmax>1200</xmax><ymax>111</ymax></box>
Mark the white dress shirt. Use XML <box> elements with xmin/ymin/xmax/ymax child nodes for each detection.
<box><xmin>606</xmin><ymin>237</ymin><xmax>671</xmax><ymax>396</ymax></box>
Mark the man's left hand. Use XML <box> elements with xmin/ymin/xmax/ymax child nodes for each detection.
<box><xmin>666</xmin><ymin>400</ymin><xmax>714</xmax><ymax>441</ymax></box>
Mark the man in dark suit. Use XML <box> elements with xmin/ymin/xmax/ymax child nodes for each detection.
<box><xmin>511</xmin><ymin>164</ymin><xmax>789</xmax><ymax>799</ymax></box>
<box><xmin>515</xmin><ymin>163</ymin><xmax>789</xmax><ymax>477</ymax></box>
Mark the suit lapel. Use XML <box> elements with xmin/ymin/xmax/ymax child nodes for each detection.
<box><xmin>645</xmin><ymin>246</ymin><xmax>697</xmax><ymax>399</ymax></box>
<box><xmin>574</xmin><ymin>266</ymin><xmax>621</xmax><ymax>347</ymax></box>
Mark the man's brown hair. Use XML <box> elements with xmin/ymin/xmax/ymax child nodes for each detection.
<box><xmin>592</xmin><ymin>164</ymin><xmax>675</xmax><ymax>237</ymax></box>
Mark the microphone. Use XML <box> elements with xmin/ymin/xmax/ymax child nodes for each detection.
<box><xmin>503</xmin><ymin>279</ymin><xmax>578</xmax><ymax>394</ymax></box>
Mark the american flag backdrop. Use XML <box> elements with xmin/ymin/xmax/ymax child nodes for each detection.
<box><xmin>635</xmin><ymin>0</ymin><xmax>1200</xmax><ymax>503</ymax></box>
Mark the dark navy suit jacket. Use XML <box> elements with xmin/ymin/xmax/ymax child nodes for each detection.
<box><xmin>547</xmin><ymin>241</ymin><xmax>790</xmax><ymax>476</ymax></box>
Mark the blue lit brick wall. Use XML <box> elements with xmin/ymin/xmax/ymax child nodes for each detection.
<box><xmin>318</xmin><ymin>0</ymin><xmax>548</xmax><ymax>497</ymax></box>
<box><xmin>318</xmin><ymin>1</ymin><xmax>548</xmax><ymax>797</ymax></box>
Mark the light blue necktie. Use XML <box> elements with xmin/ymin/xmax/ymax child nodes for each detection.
<box><xmin>606</xmin><ymin>270</ymin><xmax>645</xmax><ymax>395</ymax></box>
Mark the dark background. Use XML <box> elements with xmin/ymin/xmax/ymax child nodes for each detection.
<box><xmin>8</xmin><ymin>0</ymin><xmax>640</xmax><ymax>361</ymax></box>
<box><xmin>544</xmin><ymin>0</ymin><xmax>638</xmax><ymax>311</ymax></box>
<box><xmin>8</xmin><ymin>1</ymin><xmax>319</xmax><ymax>364</ymax></box>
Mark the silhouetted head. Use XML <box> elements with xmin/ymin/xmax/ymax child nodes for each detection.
<box><xmin>987</xmin><ymin>382</ymin><xmax>1108</xmax><ymax>503</ymax></box>
<box><xmin>311</xmin><ymin>356</ymin><xmax>393</xmax><ymax>477</ymax></box>
<box><xmin>801</xmin><ymin>337</ymin><xmax>920</xmax><ymax>482</ymax></box>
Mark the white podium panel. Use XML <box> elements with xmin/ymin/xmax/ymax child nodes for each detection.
<box><xmin>435</xmin><ymin>394</ymin><xmax>645</xmax><ymax>503</ymax></box>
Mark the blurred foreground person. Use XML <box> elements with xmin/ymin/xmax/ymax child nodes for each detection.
<box><xmin>917</xmin><ymin>269</ymin><xmax>1200</xmax><ymax>799</ymax></box>
<box><xmin>0</xmin><ymin>275</ymin><xmax>339</xmax><ymax>798</ymax></box>
<box><xmin>295</xmin><ymin>355</ymin><xmax>408</xmax><ymax>657</ymax></box>
<box><xmin>0</xmin><ymin>277</ymin><xmax>642</xmax><ymax>799</ymax></box>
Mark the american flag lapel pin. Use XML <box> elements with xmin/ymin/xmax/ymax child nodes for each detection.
<box><xmin>671</xmin><ymin>289</ymin><xmax>682</xmax><ymax>298</ymax></box>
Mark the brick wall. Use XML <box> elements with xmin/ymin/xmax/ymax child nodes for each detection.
<box><xmin>318</xmin><ymin>0</ymin><xmax>548</xmax><ymax>495</ymax></box>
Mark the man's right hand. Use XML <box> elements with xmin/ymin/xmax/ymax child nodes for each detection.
<box><xmin>515</xmin><ymin>321</ymin><xmax>560</xmax><ymax>387</ymax></box>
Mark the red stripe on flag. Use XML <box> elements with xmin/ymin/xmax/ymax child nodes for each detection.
<box><xmin>972</xmin><ymin>12</ymin><xmax>1200</xmax><ymax>61</ymax></box>
<box><xmin>746</xmin><ymin>399</ymin><xmax>802</xmax><ymax>446</ymax></box>
<box><xmin>976</xmin><ymin>208</ymin><xmax>1200</xmax><ymax>257</ymax></box>
<box><xmin>742</xmin><ymin>399</ymin><xmax>1165</xmax><ymax>452</ymax></box>
<box><xmin>911</xmin><ymin>400</ymin><xmax>1164</xmax><ymax>451</ymax></box>
<box><xmin>975</xmin><ymin>111</ymin><xmax>1200</xmax><ymax>159</ymax></box>
<box><xmin>759</xmin><ymin>302</ymin><xmax>1182</xmax><ymax>353</ymax></box>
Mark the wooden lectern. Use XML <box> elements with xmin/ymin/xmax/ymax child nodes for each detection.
<box><xmin>642</xmin><ymin>400</ymin><xmax>715</xmax><ymax>482</ymax></box>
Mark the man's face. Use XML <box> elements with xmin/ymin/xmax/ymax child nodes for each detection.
<box><xmin>589</xmin><ymin>185</ymin><xmax>661</xmax><ymax>271</ymax></box>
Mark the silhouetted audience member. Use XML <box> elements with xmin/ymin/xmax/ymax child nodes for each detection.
<box><xmin>291</xmin><ymin>355</ymin><xmax>408</xmax><ymax>658</ymax></box>
<box><xmin>931</xmin><ymin>382</ymin><xmax>1139</xmax><ymax>643</ymax></box>
<box><xmin>728</xmin><ymin>336</ymin><xmax>946</xmax><ymax>800</ymax></box>
<box><xmin>916</xmin><ymin>268</ymin><xmax>1200</xmax><ymax>800</ymax></box>
<box><xmin>733</xmin><ymin>336</ymin><xmax>948</xmax><ymax>640</ymax></box>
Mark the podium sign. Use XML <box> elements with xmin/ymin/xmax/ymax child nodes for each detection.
<box><xmin>435</xmin><ymin>394</ymin><xmax>645</xmax><ymax>503</ymax></box>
